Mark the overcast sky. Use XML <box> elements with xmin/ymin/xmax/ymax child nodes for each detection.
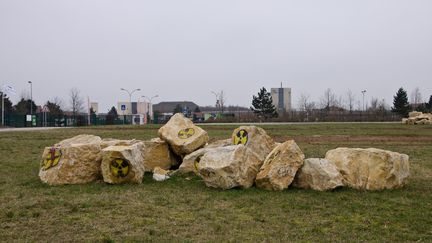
<box><xmin>1</xmin><ymin>0</ymin><xmax>431</xmax><ymax>112</ymax></box>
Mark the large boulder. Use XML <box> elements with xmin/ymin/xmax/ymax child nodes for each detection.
<box><xmin>255</xmin><ymin>140</ymin><xmax>305</xmax><ymax>191</ymax></box>
<box><xmin>39</xmin><ymin>135</ymin><xmax>103</xmax><ymax>185</ymax></box>
<box><xmin>101</xmin><ymin>143</ymin><xmax>145</xmax><ymax>184</ymax></box>
<box><xmin>197</xmin><ymin>145</ymin><xmax>261</xmax><ymax>189</ymax></box>
<box><xmin>158</xmin><ymin>113</ymin><xmax>209</xmax><ymax>156</ymax></box>
<box><xmin>325</xmin><ymin>148</ymin><xmax>410</xmax><ymax>190</ymax></box>
<box><xmin>101</xmin><ymin>139</ymin><xmax>141</xmax><ymax>149</ymax></box>
<box><xmin>142</xmin><ymin>138</ymin><xmax>178</xmax><ymax>172</ymax></box>
<box><xmin>292</xmin><ymin>158</ymin><xmax>344</xmax><ymax>191</ymax></box>
<box><xmin>178</xmin><ymin>139</ymin><xmax>232</xmax><ymax>174</ymax></box>
<box><xmin>231</xmin><ymin>126</ymin><xmax>275</xmax><ymax>162</ymax></box>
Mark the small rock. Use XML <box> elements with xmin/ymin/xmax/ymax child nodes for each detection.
<box><xmin>255</xmin><ymin>140</ymin><xmax>305</xmax><ymax>191</ymax></box>
<box><xmin>158</xmin><ymin>113</ymin><xmax>209</xmax><ymax>156</ymax></box>
<box><xmin>292</xmin><ymin>158</ymin><xmax>344</xmax><ymax>191</ymax></box>
<box><xmin>153</xmin><ymin>166</ymin><xmax>170</xmax><ymax>181</ymax></box>
<box><xmin>101</xmin><ymin>143</ymin><xmax>145</xmax><ymax>184</ymax></box>
<box><xmin>325</xmin><ymin>147</ymin><xmax>410</xmax><ymax>190</ymax></box>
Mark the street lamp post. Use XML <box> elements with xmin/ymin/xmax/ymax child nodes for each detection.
<box><xmin>120</xmin><ymin>88</ymin><xmax>141</xmax><ymax>125</ymax></box>
<box><xmin>28</xmin><ymin>81</ymin><xmax>33</xmax><ymax>116</ymax></box>
<box><xmin>361</xmin><ymin>90</ymin><xmax>367</xmax><ymax>112</ymax></box>
<box><xmin>141</xmin><ymin>95</ymin><xmax>159</xmax><ymax>123</ymax></box>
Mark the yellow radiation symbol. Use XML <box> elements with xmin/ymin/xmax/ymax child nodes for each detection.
<box><xmin>233</xmin><ymin>129</ymin><xmax>248</xmax><ymax>145</ymax></box>
<box><xmin>110</xmin><ymin>158</ymin><xmax>130</xmax><ymax>178</ymax></box>
<box><xmin>194</xmin><ymin>155</ymin><xmax>203</xmax><ymax>172</ymax></box>
<box><xmin>178</xmin><ymin>128</ymin><xmax>195</xmax><ymax>139</ymax></box>
<box><xmin>42</xmin><ymin>147</ymin><xmax>61</xmax><ymax>170</ymax></box>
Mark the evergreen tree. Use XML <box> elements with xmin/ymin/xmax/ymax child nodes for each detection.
<box><xmin>0</xmin><ymin>92</ymin><xmax>13</xmax><ymax>113</ymax></box>
<box><xmin>14</xmin><ymin>98</ymin><xmax>37</xmax><ymax>114</ymax></box>
<box><xmin>427</xmin><ymin>95</ymin><xmax>432</xmax><ymax>112</ymax></box>
<box><xmin>106</xmin><ymin>106</ymin><xmax>118</xmax><ymax>125</ymax></box>
<box><xmin>392</xmin><ymin>87</ymin><xmax>409</xmax><ymax>117</ymax></box>
<box><xmin>45</xmin><ymin>101</ymin><xmax>63</xmax><ymax>116</ymax></box>
<box><xmin>250</xmin><ymin>87</ymin><xmax>278</xmax><ymax>120</ymax></box>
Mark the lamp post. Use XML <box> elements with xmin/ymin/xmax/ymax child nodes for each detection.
<box><xmin>28</xmin><ymin>81</ymin><xmax>33</xmax><ymax>116</ymax></box>
<box><xmin>141</xmin><ymin>95</ymin><xmax>159</xmax><ymax>122</ymax></box>
<box><xmin>120</xmin><ymin>88</ymin><xmax>141</xmax><ymax>103</ymax></box>
<box><xmin>361</xmin><ymin>90</ymin><xmax>367</xmax><ymax>111</ymax></box>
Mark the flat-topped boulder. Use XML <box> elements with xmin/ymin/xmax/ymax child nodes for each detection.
<box><xmin>39</xmin><ymin>135</ymin><xmax>102</xmax><ymax>185</ymax></box>
<box><xmin>197</xmin><ymin>145</ymin><xmax>261</xmax><ymax>189</ymax></box>
<box><xmin>292</xmin><ymin>158</ymin><xmax>344</xmax><ymax>191</ymax></box>
<box><xmin>255</xmin><ymin>140</ymin><xmax>305</xmax><ymax>191</ymax></box>
<box><xmin>231</xmin><ymin>126</ymin><xmax>275</xmax><ymax>162</ymax></box>
<box><xmin>325</xmin><ymin>148</ymin><xmax>410</xmax><ymax>190</ymax></box>
<box><xmin>158</xmin><ymin>113</ymin><xmax>209</xmax><ymax>156</ymax></box>
<box><xmin>101</xmin><ymin>139</ymin><xmax>141</xmax><ymax>149</ymax></box>
<box><xmin>142</xmin><ymin>138</ymin><xmax>178</xmax><ymax>172</ymax></box>
<box><xmin>101</xmin><ymin>143</ymin><xmax>145</xmax><ymax>184</ymax></box>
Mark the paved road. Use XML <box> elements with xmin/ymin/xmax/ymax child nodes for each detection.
<box><xmin>0</xmin><ymin>127</ymin><xmax>70</xmax><ymax>132</ymax></box>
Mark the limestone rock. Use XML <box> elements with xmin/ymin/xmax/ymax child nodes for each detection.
<box><xmin>179</xmin><ymin>139</ymin><xmax>233</xmax><ymax>174</ymax></box>
<box><xmin>205</xmin><ymin>138</ymin><xmax>232</xmax><ymax>148</ymax></box>
<box><xmin>101</xmin><ymin>143</ymin><xmax>145</xmax><ymax>184</ymax></box>
<box><xmin>255</xmin><ymin>140</ymin><xmax>305</xmax><ymax>191</ymax></box>
<box><xmin>197</xmin><ymin>145</ymin><xmax>261</xmax><ymax>189</ymax></box>
<box><xmin>325</xmin><ymin>148</ymin><xmax>410</xmax><ymax>190</ymax></box>
<box><xmin>178</xmin><ymin>147</ymin><xmax>211</xmax><ymax>174</ymax></box>
<box><xmin>231</xmin><ymin>126</ymin><xmax>275</xmax><ymax>162</ymax></box>
<box><xmin>292</xmin><ymin>158</ymin><xmax>344</xmax><ymax>191</ymax></box>
<box><xmin>142</xmin><ymin>138</ymin><xmax>178</xmax><ymax>172</ymax></box>
<box><xmin>101</xmin><ymin>139</ymin><xmax>141</xmax><ymax>149</ymax></box>
<box><xmin>39</xmin><ymin>135</ymin><xmax>102</xmax><ymax>185</ymax></box>
<box><xmin>405</xmin><ymin>112</ymin><xmax>432</xmax><ymax>125</ymax></box>
<box><xmin>158</xmin><ymin>113</ymin><xmax>209</xmax><ymax>156</ymax></box>
<box><xmin>153</xmin><ymin>167</ymin><xmax>170</xmax><ymax>181</ymax></box>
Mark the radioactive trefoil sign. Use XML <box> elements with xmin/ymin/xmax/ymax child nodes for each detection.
<box><xmin>234</xmin><ymin>129</ymin><xmax>248</xmax><ymax>145</ymax></box>
<box><xmin>110</xmin><ymin>158</ymin><xmax>130</xmax><ymax>178</ymax></box>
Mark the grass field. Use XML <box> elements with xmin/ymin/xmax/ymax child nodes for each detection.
<box><xmin>1</xmin><ymin>123</ymin><xmax>431</xmax><ymax>242</ymax></box>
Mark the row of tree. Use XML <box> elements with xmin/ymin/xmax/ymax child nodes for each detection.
<box><xmin>250</xmin><ymin>87</ymin><xmax>432</xmax><ymax>119</ymax></box>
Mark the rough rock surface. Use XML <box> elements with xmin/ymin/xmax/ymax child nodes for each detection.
<box><xmin>325</xmin><ymin>147</ymin><xmax>410</xmax><ymax>190</ymax></box>
<box><xmin>205</xmin><ymin>138</ymin><xmax>232</xmax><ymax>148</ymax></box>
<box><xmin>255</xmin><ymin>140</ymin><xmax>305</xmax><ymax>190</ymax></box>
<box><xmin>101</xmin><ymin>139</ymin><xmax>141</xmax><ymax>149</ymax></box>
<box><xmin>158</xmin><ymin>113</ymin><xmax>209</xmax><ymax>156</ymax></box>
<box><xmin>179</xmin><ymin>139</ymin><xmax>233</xmax><ymax>174</ymax></box>
<box><xmin>231</xmin><ymin>126</ymin><xmax>275</xmax><ymax>162</ymax></box>
<box><xmin>101</xmin><ymin>143</ymin><xmax>145</xmax><ymax>184</ymax></box>
<box><xmin>142</xmin><ymin>138</ymin><xmax>177</xmax><ymax>172</ymax></box>
<box><xmin>403</xmin><ymin>112</ymin><xmax>432</xmax><ymax>125</ymax></box>
<box><xmin>39</xmin><ymin>135</ymin><xmax>102</xmax><ymax>185</ymax></box>
<box><xmin>153</xmin><ymin>166</ymin><xmax>170</xmax><ymax>181</ymax></box>
<box><xmin>197</xmin><ymin>145</ymin><xmax>261</xmax><ymax>189</ymax></box>
<box><xmin>292</xmin><ymin>158</ymin><xmax>344</xmax><ymax>191</ymax></box>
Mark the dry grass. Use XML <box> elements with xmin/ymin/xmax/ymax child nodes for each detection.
<box><xmin>0</xmin><ymin>123</ymin><xmax>431</xmax><ymax>242</ymax></box>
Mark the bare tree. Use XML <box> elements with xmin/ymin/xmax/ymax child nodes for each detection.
<box><xmin>50</xmin><ymin>97</ymin><xmax>64</xmax><ymax>110</ymax></box>
<box><xmin>320</xmin><ymin>88</ymin><xmax>338</xmax><ymax>110</ymax></box>
<box><xmin>410</xmin><ymin>87</ymin><xmax>422</xmax><ymax>109</ymax></box>
<box><xmin>212</xmin><ymin>90</ymin><xmax>227</xmax><ymax>113</ymax></box>
<box><xmin>298</xmin><ymin>93</ymin><xmax>316</xmax><ymax>111</ymax></box>
<box><xmin>345</xmin><ymin>90</ymin><xmax>356</xmax><ymax>112</ymax></box>
<box><xmin>69</xmin><ymin>88</ymin><xmax>84</xmax><ymax>116</ymax></box>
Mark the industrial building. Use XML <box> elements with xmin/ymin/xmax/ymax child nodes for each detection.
<box><xmin>117</xmin><ymin>101</ymin><xmax>152</xmax><ymax>124</ymax></box>
<box><xmin>271</xmin><ymin>85</ymin><xmax>292</xmax><ymax>113</ymax></box>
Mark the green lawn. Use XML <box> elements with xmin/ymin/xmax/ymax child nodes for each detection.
<box><xmin>1</xmin><ymin>123</ymin><xmax>431</xmax><ymax>242</ymax></box>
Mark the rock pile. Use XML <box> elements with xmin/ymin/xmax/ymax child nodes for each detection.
<box><xmin>402</xmin><ymin>111</ymin><xmax>432</xmax><ymax>125</ymax></box>
<box><xmin>39</xmin><ymin>114</ymin><xmax>410</xmax><ymax>191</ymax></box>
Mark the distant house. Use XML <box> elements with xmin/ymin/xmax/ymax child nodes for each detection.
<box><xmin>153</xmin><ymin>101</ymin><xmax>199</xmax><ymax>115</ymax></box>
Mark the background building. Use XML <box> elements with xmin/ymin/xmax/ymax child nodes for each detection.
<box><xmin>117</xmin><ymin>101</ymin><xmax>151</xmax><ymax>124</ymax></box>
<box><xmin>271</xmin><ymin>85</ymin><xmax>292</xmax><ymax>113</ymax></box>
<box><xmin>90</xmin><ymin>102</ymin><xmax>99</xmax><ymax>114</ymax></box>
